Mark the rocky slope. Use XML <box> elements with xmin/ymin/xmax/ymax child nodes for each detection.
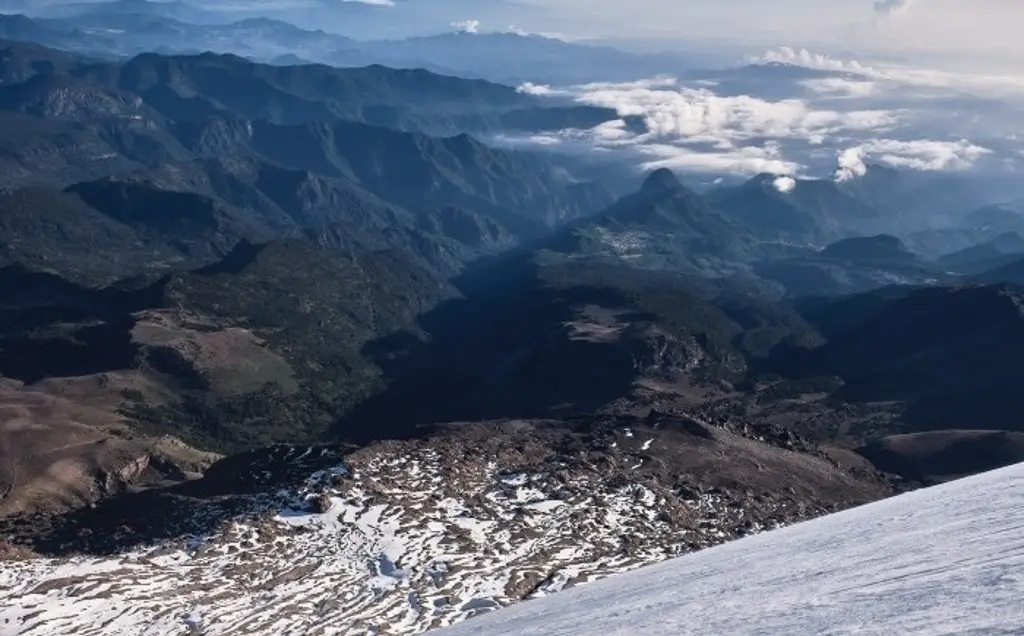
<box><xmin>0</xmin><ymin>239</ymin><xmax>447</xmax><ymax>516</ymax></box>
<box><xmin>0</xmin><ymin>413</ymin><xmax>892</xmax><ymax>636</ymax></box>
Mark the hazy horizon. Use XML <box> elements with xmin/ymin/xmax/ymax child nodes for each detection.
<box><xmin>16</xmin><ymin>0</ymin><xmax>1024</xmax><ymax>68</ymax></box>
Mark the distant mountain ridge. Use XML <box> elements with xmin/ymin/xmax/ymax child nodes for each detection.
<box><xmin>0</xmin><ymin>36</ymin><xmax>624</xmax><ymax>137</ymax></box>
<box><xmin>0</xmin><ymin>10</ymin><xmax>693</xmax><ymax>83</ymax></box>
<box><xmin>0</xmin><ymin>39</ymin><xmax>617</xmax><ymax>283</ymax></box>
<box><xmin>530</xmin><ymin>168</ymin><xmax>766</xmax><ymax>278</ymax></box>
<box><xmin>707</xmin><ymin>172</ymin><xmax>882</xmax><ymax>244</ymax></box>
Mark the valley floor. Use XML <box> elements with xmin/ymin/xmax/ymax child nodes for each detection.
<box><xmin>436</xmin><ymin>461</ymin><xmax>1024</xmax><ymax>636</ymax></box>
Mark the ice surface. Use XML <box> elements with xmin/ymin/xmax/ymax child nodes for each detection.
<box><xmin>435</xmin><ymin>461</ymin><xmax>1024</xmax><ymax>636</ymax></box>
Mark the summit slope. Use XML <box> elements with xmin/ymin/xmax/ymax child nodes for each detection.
<box><xmin>0</xmin><ymin>415</ymin><xmax>889</xmax><ymax>636</ymax></box>
<box><xmin>436</xmin><ymin>461</ymin><xmax>1024</xmax><ymax>636</ymax></box>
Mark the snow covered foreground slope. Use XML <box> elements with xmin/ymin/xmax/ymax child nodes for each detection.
<box><xmin>437</xmin><ymin>462</ymin><xmax>1024</xmax><ymax>636</ymax></box>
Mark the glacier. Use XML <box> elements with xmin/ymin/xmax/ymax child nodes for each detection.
<box><xmin>436</xmin><ymin>461</ymin><xmax>1024</xmax><ymax>636</ymax></box>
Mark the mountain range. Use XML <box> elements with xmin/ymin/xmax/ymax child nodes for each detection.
<box><xmin>0</xmin><ymin>31</ymin><xmax>1023</xmax><ymax>636</ymax></box>
<box><xmin>0</xmin><ymin>8</ymin><xmax>695</xmax><ymax>84</ymax></box>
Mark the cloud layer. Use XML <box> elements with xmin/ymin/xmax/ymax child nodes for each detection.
<box><xmin>450</xmin><ymin>19</ymin><xmax>481</xmax><ymax>33</ymax></box>
<box><xmin>501</xmin><ymin>48</ymin><xmax>1019</xmax><ymax>180</ymax></box>
<box><xmin>751</xmin><ymin>47</ymin><xmax>1024</xmax><ymax>99</ymax></box>
<box><xmin>873</xmin><ymin>0</ymin><xmax>917</xmax><ymax>17</ymax></box>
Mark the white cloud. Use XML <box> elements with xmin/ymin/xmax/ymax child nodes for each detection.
<box><xmin>859</xmin><ymin>139</ymin><xmax>991</xmax><ymax>170</ymax></box>
<box><xmin>752</xmin><ymin>48</ymin><xmax>880</xmax><ymax>77</ymax></box>
<box><xmin>800</xmin><ymin>78</ymin><xmax>878</xmax><ymax>99</ymax></box>
<box><xmin>834</xmin><ymin>147</ymin><xmax>868</xmax><ymax>182</ymax></box>
<box><xmin>578</xmin><ymin>77</ymin><xmax>681</xmax><ymax>92</ymax></box>
<box><xmin>516</xmin><ymin>82</ymin><xmax>577</xmax><ymax>97</ymax></box>
<box><xmin>504</xmin><ymin>76</ymin><xmax>914</xmax><ymax>176</ymax></box>
<box><xmin>833</xmin><ymin>139</ymin><xmax>990</xmax><ymax>180</ymax></box>
<box><xmin>873</xmin><ymin>0</ymin><xmax>917</xmax><ymax>17</ymax></box>
<box><xmin>569</xmin><ymin>81</ymin><xmax>896</xmax><ymax>147</ymax></box>
<box><xmin>502</xmin><ymin>24</ymin><xmax>584</xmax><ymax>41</ymax></box>
<box><xmin>752</xmin><ymin>47</ymin><xmax>1024</xmax><ymax>99</ymax></box>
<box><xmin>639</xmin><ymin>143</ymin><xmax>801</xmax><ymax>175</ymax></box>
<box><xmin>773</xmin><ymin>175</ymin><xmax>797</xmax><ymax>192</ymax></box>
<box><xmin>505</xmin><ymin>58</ymin><xmax>1003</xmax><ymax>179</ymax></box>
<box><xmin>339</xmin><ymin>0</ymin><xmax>394</xmax><ymax>5</ymax></box>
<box><xmin>450</xmin><ymin>19</ymin><xmax>481</xmax><ymax>33</ymax></box>
<box><xmin>517</xmin><ymin>82</ymin><xmax>555</xmax><ymax>96</ymax></box>
<box><xmin>590</xmin><ymin>119</ymin><xmax>636</xmax><ymax>143</ymax></box>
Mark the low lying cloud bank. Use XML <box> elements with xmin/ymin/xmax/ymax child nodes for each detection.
<box><xmin>800</xmin><ymin>78</ymin><xmax>878</xmax><ymax>99</ymax></box>
<box><xmin>505</xmin><ymin>49</ymin><xmax>1021</xmax><ymax>180</ymax></box>
<box><xmin>751</xmin><ymin>47</ymin><xmax>1024</xmax><ymax>98</ymax></box>
<box><xmin>572</xmin><ymin>81</ymin><xmax>895</xmax><ymax>146</ymax></box>
<box><xmin>638</xmin><ymin>141</ymin><xmax>799</xmax><ymax>175</ymax></box>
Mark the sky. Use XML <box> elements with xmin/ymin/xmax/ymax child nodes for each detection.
<box><xmin>40</xmin><ymin>0</ymin><xmax>1022</xmax><ymax>66</ymax></box>
<box><xmin>320</xmin><ymin>0</ymin><xmax>1024</xmax><ymax>66</ymax></box>
<box><xmin>514</xmin><ymin>0</ymin><xmax>1024</xmax><ymax>56</ymax></box>
<box><xmin>61</xmin><ymin>0</ymin><xmax>1017</xmax><ymax>62</ymax></box>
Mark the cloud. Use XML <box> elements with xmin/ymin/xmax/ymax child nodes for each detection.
<box><xmin>505</xmin><ymin>76</ymin><xmax>903</xmax><ymax>175</ymax></box>
<box><xmin>502</xmin><ymin>24</ymin><xmax>584</xmax><ymax>41</ymax></box>
<box><xmin>859</xmin><ymin>138</ymin><xmax>991</xmax><ymax>170</ymax></box>
<box><xmin>773</xmin><ymin>175</ymin><xmax>797</xmax><ymax>193</ymax></box>
<box><xmin>800</xmin><ymin>78</ymin><xmax>877</xmax><ymax>99</ymax></box>
<box><xmin>567</xmin><ymin>80</ymin><xmax>896</xmax><ymax>147</ymax></box>
<box><xmin>751</xmin><ymin>47</ymin><xmax>883</xmax><ymax>75</ymax></box>
<box><xmin>505</xmin><ymin>58</ymin><xmax>1004</xmax><ymax>180</ymax></box>
<box><xmin>751</xmin><ymin>47</ymin><xmax>1024</xmax><ymax>99</ymax></box>
<box><xmin>833</xmin><ymin>139</ymin><xmax>990</xmax><ymax>180</ymax></box>
<box><xmin>873</xmin><ymin>0</ymin><xmax>916</xmax><ymax>17</ymax></box>
<box><xmin>339</xmin><ymin>0</ymin><xmax>394</xmax><ymax>5</ymax></box>
<box><xmin>516</xmin><ymin>82</ymin><xmax>571</xmax><ymax>96</ymax></box>
<box><xmin>834</xmin><ymin>147</ymin><xmax>868</xmax><ymax>182</ymax></box>
<box><xmin>517</xmin><ymin>82</ymin><xmax>553</xmax><ymax>95</ymax></box>
<box><xmin>638</xmin><ymin>143</ymin><xmax>802</xmax><ymax>175</ymax></box>
<box><xmin>450</xmin><ymin>19</ymin><xmax>481</xmax><ymax>33</ymax></box>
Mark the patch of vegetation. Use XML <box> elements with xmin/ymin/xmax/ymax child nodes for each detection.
<box><xmin>124</xmin><ymin>385</ymin><xmax>329</xmax><ymax>452</ymax></box>
<box><xmin>118</xmin><ymin>240</ymin><xmax>445</xmax><ymax>453</ymax></box>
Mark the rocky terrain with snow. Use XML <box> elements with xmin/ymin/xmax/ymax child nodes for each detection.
<box><xmin>434</xmin><ymin>460</ymin><xmax>1024</xmax><ymax>636</ymax></box>
<box><xmin>0</xmin><ymin>414</ymin><xmax>892</xmax><ymax>636</ymax></box>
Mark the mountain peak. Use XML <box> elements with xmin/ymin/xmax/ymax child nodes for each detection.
<box><xmin>640</xmin><ymin>168</ymin><xmax>682</xmax><ymax>195</ymax></box>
